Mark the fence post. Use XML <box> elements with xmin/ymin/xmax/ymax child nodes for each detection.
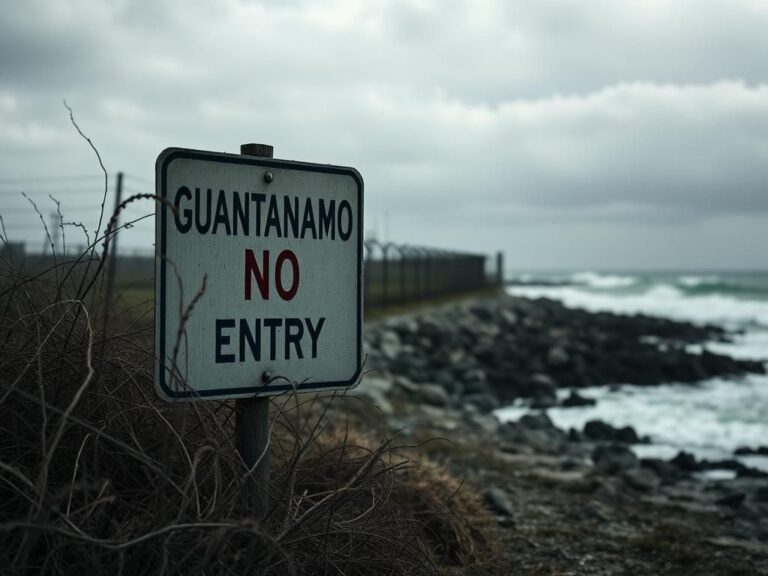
<box><xmin>496</xmin><ymin>251</ymin><xmax>504</xmax><ymax>287</ymax></box>
<box><xmin>382</xmin><ymin>243</ymin><xmax>389</xmax><ymax>307</ymax></box>
<box><xmin>396</xmin><ymin>244</ymin><xmax>407</xmax><ymax>304</ymax></box>
<box><xmin>102</xmin><ymin>172</ymin><xmax>123</xmax><ymax>330</ymax></box>
<box><xmin>364</xmin><ymin>241</ymin><xmax>372</xmax><ymax>311</ymax></box>
<box><xmin>236</xmin><ymin>143</ymin><xmax>273</xmax><ymax>520</ymax></box>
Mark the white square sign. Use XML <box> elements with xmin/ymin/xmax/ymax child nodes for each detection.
<box><xmin>154</xmin><ymin>148</ymin><xmax>363</xmax><ymax>401</ymax></box>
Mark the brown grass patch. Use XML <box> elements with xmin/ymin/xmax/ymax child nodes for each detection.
<box><xmin>0</xmin><ymin>224</ymin><xmax>496</xmax><ymax>576</ymax></box>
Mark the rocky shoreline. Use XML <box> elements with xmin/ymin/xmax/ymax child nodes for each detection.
<box><xmin>356</xmin><ymin>294</ymin><xmax>768</xmax><ymax>575</ymax></box>
<box><xmin>365</xmin><ymin>295</ymin><xmax>763</xmax><ymax>411</ymax></box>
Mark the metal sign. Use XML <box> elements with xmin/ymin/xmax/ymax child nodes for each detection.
<box><xmin>154</xmin><ymin>148</ymin><xmax>363</xmax><ymax>401</ymax></box>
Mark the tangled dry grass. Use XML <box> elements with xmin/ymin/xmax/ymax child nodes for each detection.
<box><xmin>0</xmin><ymin>114</ymin><xmax>497</xmax><ymax>575</ymax></box>
<box><xmin>0</xmin><ymin>226</ymin><xmax>497</xmax><ymax>576</ymax></box>
<box><xmin>0</xmin><ymin>231</ymin><xmax>501</xmax><ymax>576</ymax></box>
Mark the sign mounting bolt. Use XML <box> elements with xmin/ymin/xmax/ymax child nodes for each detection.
<box><xmin>264</xmin><ymin>171</ymin><xmax>274</xmax><ymax>183</ymax></box>
<box><xmin>261</xmin><ymin>370</ymin><xmax>272</xmax><ymax>383</ymax></box>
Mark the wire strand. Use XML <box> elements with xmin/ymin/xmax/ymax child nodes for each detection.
<box><xmin>0</xmin><ymin>174</ymin><xmax>105</xmax><ymax>184</ymax></box>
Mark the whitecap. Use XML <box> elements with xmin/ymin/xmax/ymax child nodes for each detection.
<box><xmin>677</xmin><ymin>275</ymin><xmax>721</xmax><ymax>288</ymax></box>
<box><xmin>495</xmin><ymin>375</ymin><xmax>768</xmax><ymax>472</ymax></box>
<box><xmin>570</xmin><ymin>271</ymin><xmax>637</xmax><ymax>289</ymax></box>
<box><xmin>506</xmin><ymin>283</ymin><xmax>768</xmax><ymax>329</ymax></box>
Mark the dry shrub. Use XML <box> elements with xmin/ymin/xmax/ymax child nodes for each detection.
<box><xmin>269</xmin><ymin>418</ymin><xmax>497</xmax><ymax>574</ymax></box>
<box><xmin>0</xmin><ymin>223</ymin><xmax>496</xmax><ymax>576</ymax></box>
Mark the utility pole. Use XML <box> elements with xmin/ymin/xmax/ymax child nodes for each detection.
<box><xmin>236</xmin><ymin>143</ymin><xmax>273</xmax><ymax>520</ymax></box>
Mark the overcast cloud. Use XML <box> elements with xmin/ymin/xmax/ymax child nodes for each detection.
<box><xmin>0</xmin><ymin>0</ymin><xmax>766</xmax><ymax>269</ymax></box>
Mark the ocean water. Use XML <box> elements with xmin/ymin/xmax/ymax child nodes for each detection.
<box><xmin>496</xmin><ymin>270</ymin><xmax>768</xmax><ymax>473</ymax></box>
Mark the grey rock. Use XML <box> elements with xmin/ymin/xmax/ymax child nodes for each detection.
<box><xmin>366</xmin><ymin>390</ymin><xmax>394</xmax><ymax>416</ymax></box>
<box><xmin>754</xmin><ymin>486</ymin><xmax>768</xmax><ymax>503</ymax></box>
<box><xmin>464</xmin><ymin>393</ymin><xmax>500</xmax><ymax>412</ymax></box>
<box><xmin>734</xmin><ymin>445</ymin><xmax>768</xmax><ymax>456</ymax></box>
<box><xmin>585</xmin><ymin>501</ymin><xmax>611</xmax><ymax>522</ymax></box>
<box><xmin>352</xmin><ymin>376</ymin><xmax>394</xmax><ymax>415</ymax></box>
<box><xmin>461</xmin><ymin>368</ymin><xmax>489</xmax><ymax>394</ymax></box>
<box><xmin>434</xmin><ymin>370</ymin><xmax>461</xmax><ymax>396</ymax></box>
<box><xmin>734</xmin><ymin>502</ymin><xmax>764</xmax><ymax>521</ymax></box>
<box><xmin>500</xmin><ymin>309</ymin><xmax>518</xmax><ymax>326</ymax></box>
<box><xmin>419</xmin><ymin>404</ymin><xmax>459</xmax><ymax>430</ymax></box>
<box><xmin>465</xmin><ymin>412</ymin><xmax>500</xmax><ymax>435</ymax></box>
<box><xmin>640</xmin><ymin>458</ymin><xmax>680</xmax><ymax>483</ymax></box>
<box><xmin>471</xmin><ymin>304</ymin><xmax>495</xmax><ymax>322</ymax></box>
<box><xmin>530</xmin><ymin>396</ymin><xmax>557</xmax><ymax>409</ymax></box>
<box><xmin>622</xmin><ymin>467</ymin><xmax>660</xmax><ymax>491</ymax></box>
<box><xmin>592</xmin><ymin>444</ymin><xmax>639</xmax><ymax>475</ymax></box>
<box><xmin>561</xmin><ymin>390</ymin><xmax>597</xmax><ymax>408</ymax></box>
<box><xmin>521</xmin><ymin>429</ymin><xmax>566</xmax><ymax>454</ymax></box>
<box><xmin>471</xmin><ymin>336</ymin><xmax>496</xmax><ymax>357</ymax></box>
<box><xmin>394</xmin><ymin>376</ymin><xmax>419</xmax><ymax>395</ymax></box>
<box><xmin>530</xmin><ymin>373</ymin><xmax>557</xmax><ymax>389</ymax></box>
<box><xmin>389</xmin><ymin>318</ymin><xmax>418</xmax><ymax>336</ymax></box>
<box><xmin>560</xmin><ymin>458</ymin><xmax>582</xmax><ymax>471</ymax></box>
<box><xmin>716</xmin><ymin>492</ymin><xmax>746</xmax><ymax>508</ymax></box>
<box><xmin>387</xmin><ymin>417</ymin><xmax>413</xmax><ymax>437</ymax></box>
<box><xmin>670</xmin><ymin>451</ymin><xmax>699</xmax><ymax>472</ymax></box>
<box><xmin>502</xmin><ymin>415</ymin><xmax>568</xmax><ymax>454</ymax></box>
<box><xmin>448</xmin><ymin>348</ymin><xmax>467</xmax><ymax>365</ymax></box>
<box><xmin>583</xmin><ymin>420</ymin><xmax>640</xmax><ymax>444</ymax></box>
<box><xmin>378</xmin><ymin>329</ymin><xmax>402</xmax><ymax>361</ymax></box>
<box><xmin>464</xmin><ymin>368</ymin><xmax>487</xmax><ymax>384</ymax></box>
<box><xmin>526</xmin><ymin>373</ymin><xmax>558</xmax><ymax>401</ymax></box>
<box><xmin>547</xmin><ymin>345</ymin><xmax>569</xmax><ymax>366</ymax></box>
<box><xmin>417</xmin><ymin>383</ymin><xmax>451</xmax><ymax>407</ymax></box>
<box><xmin>485</xmin><ymin>486</ymin><xmax>515</xmax><ymax>516</ymax></box>
<box><xmin>518</xmin><ymin>412</ymin><xmax>555</xmax><ymax>430</ymax></box>
<box><xmin>357</xmin><ymin>375</ymin><xmax>393</xmax><ymax>394</ymax></box>
<box><xmin>418</xmin><ymin>317</ymin><xmax>445</xmax><ymax>341</ymax></box>
<box><xmin>463</xmin><ymin>378</ymin><xmax>491</xmax><ymax>396</ymax></box>
<box><xmin>393</xmin><ymin>355</ymin><xmax>428</xmax><ymax>381</ymax></box>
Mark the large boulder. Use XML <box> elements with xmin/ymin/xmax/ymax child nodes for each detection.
<box><xmin>501</xmin><ymin>412</ymin><xmax>568</xmax><ymax>454</ymax></box>
<box><xmin>518</xmin><ymin>412</ymin><xmax>555</xmax><ymax>430</ymax></box>
<box><xmin>640</xmin><ymin>458</ymin><xmax>681</xmax><ymax>484</ymax></box>
<box><xmin>485</xmin><ymin>486</ymin><xmax>515</xmax><ymax>517</ymax></box>
<box><xmin>583</xmin><ymin>420</ymin><xmax>640</xmax><ymax>444</ymax></box>
<box><xmin>352</xmin><ymin>375</ymin><xmax>394</xmax><ymax>416</ymax></box>
<box><xmin>735</xmin><ymin>446</ymin><xmax>768</xmax><ymax>456</ymax></box>
<box><xmin>561</xmin><ymin>390</ymin><xmax>597</xmax><ymax>408</ymax></box>
<box><xmin>547</xmin><ymin>345</ymin><xmax>570</xmax><ymax>367</ymax></box>
<box><xmin>464</xmin><ymin>393</ymin><xmax>500</xmax><ymax>412</ymax></box>
<box><xmin>670</xmin><ymin>451</ymin><xmax>699</xmax><ymax>472</ymax></box>
<box><xmin>416</xmin><ymin>383</ymin><xmax>451</xmax><ymax>407</ymax></box>
<box><xmin>378</xmin><ymin>330</ymin><xmax>402</xmax><ymax>361</ymax></box>
<box><xmin>622</xmin><ymin>467</ymin><xmax>660</xmax><ymax>491</ymax></box>
<box><xmin>592</xmin><ymin>444</ymin><xmax>639</xmax><ymax>475</ymax></box>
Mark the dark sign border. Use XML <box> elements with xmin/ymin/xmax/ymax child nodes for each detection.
<box><xmin>155</xmin><ymin>148</ymin><xmax>364</xmax><ymax>401</ymax></box>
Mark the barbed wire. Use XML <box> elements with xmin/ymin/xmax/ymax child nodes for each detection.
<box><xmin>0</xmin><ymin>174</ymin><xmax>104</xmax><ymax>184</ymax></box>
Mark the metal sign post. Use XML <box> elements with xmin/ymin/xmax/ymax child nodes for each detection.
<box><xmin>237</xmin><ymin>143</ymin><xmax>273</xmax><ymax>519</ymax></box>
<box><xmin>153</xmin><ymin>142</ymin><xmax>364</xmax><ymax>520</ymax></box>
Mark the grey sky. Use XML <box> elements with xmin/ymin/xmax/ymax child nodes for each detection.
<box><xmin>1</xmin><ymin>0</ymin><xmax>766</xmax><ymax>269</ymax></box>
